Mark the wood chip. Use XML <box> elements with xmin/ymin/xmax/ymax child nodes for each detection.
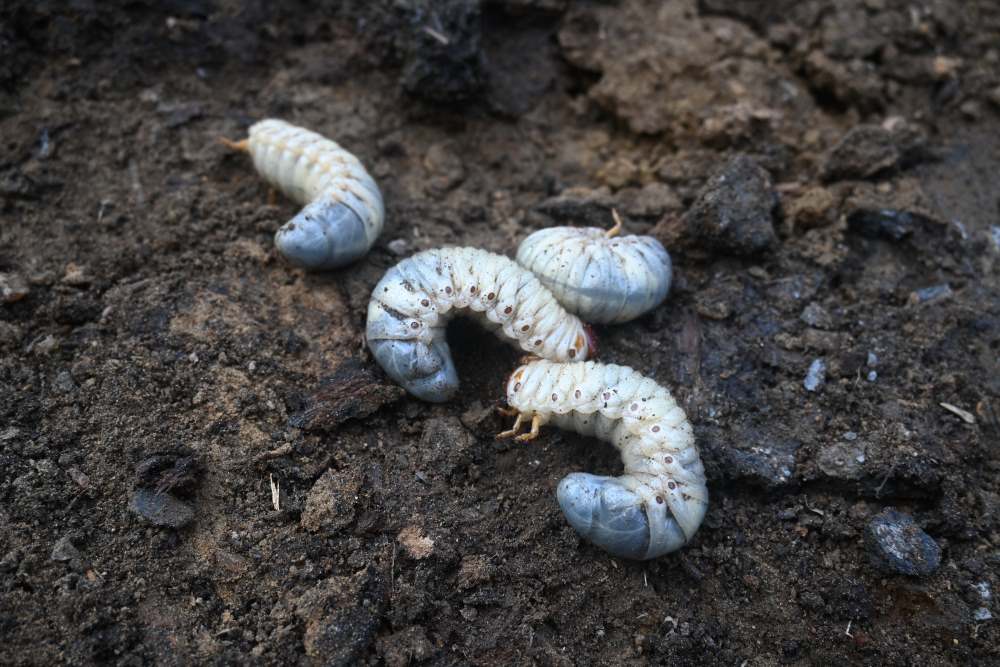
<box><xmin>939</xmin><ymin>402</ymin><xmax>975</xmax><ymax>424</ymax></box>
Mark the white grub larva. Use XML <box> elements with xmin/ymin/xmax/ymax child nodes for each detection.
<box><xmin>516</xmin><ymin>211</ymin><xmax>672</xmax><ymax>324</ymax></box>
<box><xmin>221</xmin><ymin>119</ymin><xmax>384</xmax><ymax>270</ymax></box>
<box><xmin>366</xmin><ymin>248</ymin><xmax>596</xmax><ymax>403</ymax></box>
<box><xmin>499</xmin><ymin>359</ymin><xmax>707</xmax><ymax>560</ymax></box>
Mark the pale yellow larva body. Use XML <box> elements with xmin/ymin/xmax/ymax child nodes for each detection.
<box><xmin>503</xmin><ymin>359</ymin><xmax>707</xmax><ymax>559</ymax></box>
<box><xmin>366</xmin><ymin>248</ymin><xmax>595</xmax><ymax>402</ymax></box>
<box><xmin>239</xmin><ymin>119</ymin><xmax>384</xmax><ymax>270</ymax></box>
<box><xmin>516</xmin><ymin>226</ymin><xmax>672</xmax><ymax>324</ymax></box>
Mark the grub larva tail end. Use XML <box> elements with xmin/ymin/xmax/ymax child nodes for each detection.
<box><xmin>557</xmin><ymin>473</ymin><xmax>689</xmax><ymax>560</ymax></box>
<box><xmin>367</xmin><ymin>337</ymin><xmax>459</xmax><ymax>403</ymax></box>
<box><xmin>507</xmin><ymin>359</ymin><xmax>708</xmax><ymax>560</ymax></box>
<box><xmin>557</xmin><ymin>474</ymin><xmax>654</xmax><ymax>559</ymax></box>
<box><xmin>275</xmin><ymin>199</ymin><xmax>371</xmax><ymax>270</ymax></box>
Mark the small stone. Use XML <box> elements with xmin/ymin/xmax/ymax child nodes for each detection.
<box><xmin>683</xmin><ymin>155</ymin><xmax>778</xmax><ymax>256</ymax></box>
<box><xmin>30</xmin><ymin>334</ymin><xmax>59</xmax><ymax>355</ymax></box>
<box><xmin>51</xmin><ymin>535</ymin><xmax>81</xmax><ymax>563</ymax></box>
<box><xmin>908</xmin><ymin>284</ymin><xmax>953</xmax><ymax>305</ymax></box>
<box><xmin>718</xmin><ymin>440</ymin><xmax>800</xmax><ymax>489</ymax></box>
<box><xmin>0</xmin><ymin>272</ymin><xmax>30</xmax><ymax>303</ymax></box>
<box><xmin>61</xmin><ymin>262</ymin><xmax>90</xmax><ymax>286</ymax></box>
<box><xmin>844</xmin><ymin>179</ymin><xmax>941</xmax><ymax>241</ymax></box>
<box><xmin>818</xmin><ymin>442</ymin><xmax>866</xmax><ymax>480</ymax></box>
<box><xmin>301</xmin><ymin>468</ymin><xmax>363</xmax><ymax>533</ymax></box>
<box><xmin>804</xmin><ymin>358</ymin><xmax>826</xmax><ymax>392</ymax></box>
<box><xmin>974</xmin><ymin>608</ymin><xmax>993</xmax><ymax>622</ymax></box>
<box><xmin>67</xmin><ymin>467</ymin><xmax>90</xmax><ymax>488</ymax></box>
<box><xmin>54</xmin><ymin>370</ymin><xmax>76</xmax><ymax>393</ymax></box>
<box><xmin>864</xmin><ymin>509</ymin><xmax>941</xmax><ymax>576</ymax></box>
<box><xmin>974</xmin><ymin>581</ymin><xmax>992</xmax><ymax>601</ymax></box>
<box><xmin>398</xmin><ymin>525</ymin><xmax>434</xmax><ymax>559</ymax></box>
<box><xmin>800</xmin><ymin>303</ymin><xmax>834</xmax><ymax>329</ymax></box>
<box><xmin>386</xmin><ymin>239</ymin><xmax>410</xmax><ymax>256</ymax></box>
<box><xmin>130</xmin><ymin>488</ymin><xmax>194</xmax><ymax>528</ymax></box>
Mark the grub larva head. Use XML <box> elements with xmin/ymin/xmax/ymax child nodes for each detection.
<box><xmin>275</xmin><ymin>198</ymin><xmax>369</xmax><ymax>270</ymax></box>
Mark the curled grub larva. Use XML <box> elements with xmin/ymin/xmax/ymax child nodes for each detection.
<box><xmin>366</xmin><ymin>248</ymin><xmax>595</xmax><ymax>403</ymax></box>
<box><xmin>222</xmin><ymin>119</ymin><xmax>384</xmax><ymax>270</ymax></box>
<box><xmin>499</xmin><ymin>359</ymin><xmax>707</xmax><ymax>560</ymax></box>
<box><xmin>516</xmin><ymin>211</ymin><xmax>672</xmax><ymax>324</ymax></box>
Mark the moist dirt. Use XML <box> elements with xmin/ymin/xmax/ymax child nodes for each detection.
<box><xmin>2</xmin><ymin>1</ymin><xmax>1000</xmax><ymax>664</ymax></box>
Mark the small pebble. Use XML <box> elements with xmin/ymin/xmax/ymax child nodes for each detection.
<box><xmin>51</xmin><ymin>535</ymin><xmax>81</xmax><ymax>563</ymax></box>
<box><xmin>864</xmin><ymin>509</ymin><xmax>941</xmax><ymax>577</ymax></box>
<box><xmin>975</xmin><ymin>581</ymin><xmax>992</xmax><ymax>601</ymax></box>
<box><xmin>909</xmin><ymin>284</ymin><xmax>953</xmax><ymax>305</ymax></box>
<box><xmin>682</xmin><ymin>155</ymin><xmax>778</xmax><ymax>256</ymax></box>
<box><xmin>130</xmin><ymin>488</ymin><xmax>195</xmax><ymax>528</ymax></box>
<box><xmin>387</xmin><ymin>239</ymin><xmax>410</xmax><ymax>256</ymax></box>
<box><xmin>61</xmin><ymin>263</ymin><xmax>91</xmax><ymax>287</ymax></box>
<box><xmin>974</xmin><ymin>608</ymin><xmax>992</xmax><ymax>622</ymax></box>
<box><xmin>804</xmin><ymin>358</ymin><xmax>826</xmax><ymax>392</ymax></box>
<box><xmin>800</xmin><ymin>302</ymin><xmax>834</xmax><ymax>329</ymax></box>
<box><xmin>0</xmin><ymin>273</ymin><xmax>30</xmax><ymax>304</ymax></box>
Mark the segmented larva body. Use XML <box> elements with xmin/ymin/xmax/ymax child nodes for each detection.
<box><xmin>366</xmin><ymin>248</ymin><xmax>595</xmax><ymax>403</ymax></box>
<box><xmin>501</xmin><ymin>359</ymin><xmax>707</xmax><ymax>560</ymax></box>
<box><xmin>516</xmin><ymin>215</ymin><xmax>672</xmax><ymax>324</ymax></box>
<box><xmin>229</xmin><ymin>119</ymin><xmax>384</xmax><ymax>270</ymax></box>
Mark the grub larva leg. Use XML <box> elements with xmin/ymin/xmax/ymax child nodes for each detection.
<box><xmin>504</xmin><ymin>359</ymin><xmax>708</xmax><ymax>560</ymax></box>
<box><xmin>514</xmin><ymin>414</ymin><xmax>542</xmax><ymax>442</ymax></box>
<box><xmin>496</xmin><ymin>414</ymin><xmax>524</xmax><ymax>439</ymax></box>
<box><xmin>606</xmin><ymin>209</ymin><xmax>623</xmax><ymax>238</ymax></box>
<box><xmin>218</xmin><ymin>137</ymin><xmax>249</xmax><ymax>152</ymax></box>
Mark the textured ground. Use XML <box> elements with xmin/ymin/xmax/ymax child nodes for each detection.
<box><xmin>2</xmin><ymin>1</ymin><xmax>999</xmax><ymax>664</ymax></box>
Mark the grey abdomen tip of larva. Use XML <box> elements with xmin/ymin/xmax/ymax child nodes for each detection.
<box><xmin>557</xmin><ymin>473</ymin><xmax>653</xmax><ymax>560</ymax></box>
<box><xmin>275</xmin><ymin>199</ymin><xmax>370</xmax><ymax>270</ymax></box>
<box><xmin>367</xmin><ymin>337</ymin><xmax>459</xmax><ymax>403</ymax></box>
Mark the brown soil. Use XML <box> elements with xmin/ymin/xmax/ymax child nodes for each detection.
<box><xmin>2</xmin><ymin>1</ymin><xmax>999</xmax><ymax>664</ymax></box>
